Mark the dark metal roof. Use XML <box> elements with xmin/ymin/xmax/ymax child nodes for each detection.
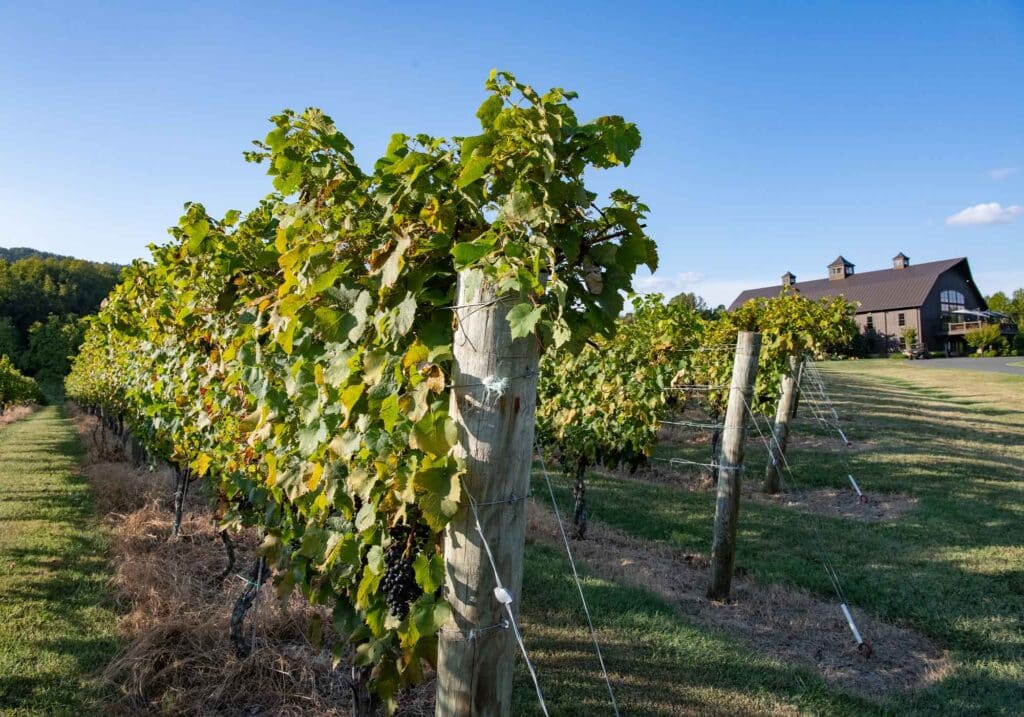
<box><xmin>828</xmin><ymin>255</ymin><xmax>854</xmax><ymax>268</ymax></box>
<box><xmin>729</xmin><ymin>257</ymin><xmax>970</xmax><ymax>312</ymax></box>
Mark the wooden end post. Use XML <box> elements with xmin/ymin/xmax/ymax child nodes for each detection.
<box><xmin>707</xmin><ymin>331</ymin><xmax>761</xmax><ymax>601</ymax></box>
<box><xmin>789</xmin><ymin>357</ymin><xmax>806</xmax><ymax>419</ymax></box>
<box><xmin>764</xmin><ymin>355</ymin><xmax>799</xmax><ymax>494</ymax></box>
<box><xmin>435</xmin><ymin>274</ymin><xmax>540</xmax><ymax>717</ymax></box>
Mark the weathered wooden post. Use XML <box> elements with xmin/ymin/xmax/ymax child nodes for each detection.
<box><xmin>436</xmin><ymin>274</ymin><xmax>541</xmax><ymax>717</ymax></box>
<box><xmin>764</xmin><ymin>355</ymin><xmax>800</xmax><ymax>494</ymax></box>
<box><xmin>789</xmin><ymin>357</ymin><xmax>806</xmax><ymax>419</ymax></box>
<box><xmin>707</xmin><ymin>331</ymin><xmax>761</xmax><ymax>601</ymax></box>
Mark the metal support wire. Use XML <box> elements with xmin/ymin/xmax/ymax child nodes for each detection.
<box><xmin>466</xmin><ymin>494</ymin><xmax>549</xmax><ymax>716</ymax></box>
<box><xmin>739</xmin><ymin>393</ymin><xmax>869</xmax><ymax>654</ymax></box>
<box><xmin>659</xmin><ymin>419</ymin><xmax>723</xmax><ymax>430</ymax></box>
<box><xmin>795</xmin><ymin>364</ymin><xmax>863</xmax><ymax>491</ymax></box>
<box><xmin>535</xmin><ymin>445</ymin><xmax>620</xmax><ymax>716</ymax></box>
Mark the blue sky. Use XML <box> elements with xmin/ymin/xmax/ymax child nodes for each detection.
<box><xmin>1</xmin><ymin>1</ymin><xmax>1021</xmax><ymax>306</ymax></box>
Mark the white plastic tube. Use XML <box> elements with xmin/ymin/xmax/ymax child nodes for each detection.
<box><xmin>847</xmin><ymin>474</ymin><xmax>863</xmax><ymax>498</ymax></box>
<box><xmin>840</xmin><ymin>603</ymin><xmax>863</xmax><ymax>645</ymax></box>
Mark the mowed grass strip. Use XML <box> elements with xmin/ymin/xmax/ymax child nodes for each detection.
<box><xmin>0</xmin><ymin>406</ymin><xmax>118</xmax><ymax>716</ymax></box>
<box><xmin>527</xmin><ymin>362</ymin><xmax>1022</xmax><ymax>715</ymax></box>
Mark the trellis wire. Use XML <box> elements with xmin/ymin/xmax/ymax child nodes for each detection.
<box><xmin>659</xmin><ymin>419</ymin><xmax>723</xmax><ymax>430</ymax></box>
<box><xmin>651</xmin><ymin>456</ymin><xmax>739</xmax><ymax>471</ymax></box>
<box><xmin>740</xmin><ymin>393</ymin><xmax>864</xmax><ymax>647</ymax></box>
<box><xmin>796</xmin><ymin>362</ymin><xmax>864</xmax><ymax>495</ymax></box>
<box><xmin>535</xmin><ymin>443</ymin><xmax>621</xmax><ymax>717</ymax></box>
<box><xmin>466</xmin><ymin>493</ymin><xmax>549</xmax><ymax>716</ymax></box>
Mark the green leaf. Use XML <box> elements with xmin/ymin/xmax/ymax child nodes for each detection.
<box><xmin>410</xmin><ymin>411</ymin><xmax>456</xmax><ymax>457</ymax></box>
<box><xmin>507</xmin><ymin>303</ymin><xmax>543</xmax><ymax>339</ymax></box>
<box><xmin>476</xmin><ymin>94</ymin><xmax>503</xmax><ymax>127</ymax></box>
<box><xmin>184</xmin><ymin>218</ymin><xmax>210</xmax><ymax>252</ymax></box>
<box><xmin>413</xmin><ymin>553</ymin><xmax>445</xmax><ymax>594</ymax></box>
<box><xmin>451</xmin><ymin>237</ymin><xmax>495</xmax><ymax>268</ymax></box>
<box><xmin>411</xmin><ymin>595</ymin><xmax>451</xmax><ymax>638</ymax></box>
<box><xmin>413</xmin><ymin>465</ymin><xmax>460</xmax><ymax>530</ymax></box>
<box><xmin>456</xmin><ymin>155</ymin><xmax>490</xmax><ymax>189</ymax></box>
<box><xmin>393</xmin><ymin>293</ymin><xmax>417</xmax><ymax>337</ymax></box>
<box><xmin>380</xmin><ymin>393</ymin><xmax>400</xmax><ymax>432</ymax></box>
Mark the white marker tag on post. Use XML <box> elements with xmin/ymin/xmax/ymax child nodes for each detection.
<box><xmin>494</xmin><ymin>587</ymin><xmax>513</xmax><ymax>605</ymax></box>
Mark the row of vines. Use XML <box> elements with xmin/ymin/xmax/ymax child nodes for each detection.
<box><xmin>0</xmin><ymin>354</ymin><xmax>41</xmax><ymax>412</ymax></box>
<box><xmin>66</xmin><ymin>69</ymin><xmax>858</xmax><ymax>713</ymax></box>
<box><xmin>537</xmin><ymin>290</ymin><xmax>857</xmax><ymax>537</ymax></box>
<box><xmin>65</xmin><ymin>72</ymin><xmax>658</xmax><ymax>711</ymax></box>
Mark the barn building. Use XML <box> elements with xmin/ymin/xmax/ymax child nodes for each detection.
<box><xmin>729</xmin><ymin>254</ymin><xmax>1018</xmax><ymax>355</ymax></box>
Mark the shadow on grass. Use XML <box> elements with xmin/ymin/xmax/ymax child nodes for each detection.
<box><xmin>0</xmin><ymin>407</ymin><xmax>119</xmax><ymax>714</ymax></box>
<box><xmin>529</xmin><ymin>368</ymin><xmax>1023</xmax><ymax>715</ymax></box>
<box><xmin>514</xmin><ymin>543</ymin><xmax>881</xmax><ymax>716</ymax></box>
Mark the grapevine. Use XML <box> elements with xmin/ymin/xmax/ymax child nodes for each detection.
<box><xmin>66</xmin><ymin>70</ymin><xmax>655</xmax><ymax>710</ymax></box>
<box><xmin>0</xmin><ymin>354</ymin><xmax>41</xmax><ymax>411</ymax></box>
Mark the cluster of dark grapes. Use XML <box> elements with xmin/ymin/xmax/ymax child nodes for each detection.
<box><xmin>381</xmin><ymin>523</ymin><xmax>430</xmax><ymax>619</ymax></box>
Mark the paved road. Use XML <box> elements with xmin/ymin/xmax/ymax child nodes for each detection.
<box><xmin>904</xmin><ymin>356</ymin><xmax>1024</xmax><ymax>375</ymax></box>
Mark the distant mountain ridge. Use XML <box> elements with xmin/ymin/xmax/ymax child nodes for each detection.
<box><xmin>0</xmin><ymin>246</ymin><xmax>122</xmax><ymax>267</ymax></box>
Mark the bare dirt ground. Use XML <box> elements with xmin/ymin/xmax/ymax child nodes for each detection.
<box><xmin>749</xmin><ymin>488</ymin><xmax>918</xmax><ymax>523</ymax></box>
<box><xmin>526</xmin><ymin>501</ymin><xmax>950</xmax><ymax>699</ymax></box>
<box><xmin>787</xmin><ymin>434</ymin><xmax>878</xmax><ymax>453</ymax></box>
<box><xmin>70</xmin><ymin>406</ymin><xmax>434</xmax><ymax>717</ymax></box>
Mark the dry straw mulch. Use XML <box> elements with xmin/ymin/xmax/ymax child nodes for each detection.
<box><xmin>749</xmin><ymin>488</ymin><xmax>917</xmax><ymax>523</ymax></box>
<box><xmin>526</xmin><ymin>502</ymin><xmax>950</xmax><ymax>700</ymax></box>
<box><xmin>0</xmin><ymin>403</ymin><xmax>36</xmax><ymax>429</ymax></box>
<box><xmin>70</xmin><ymin>406</ymin><xmax>434</xmax><ymax>716</ymax></box>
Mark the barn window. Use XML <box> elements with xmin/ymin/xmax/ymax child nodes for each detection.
<box><xmin>898</xmin><ymin>313</ymin><xmax>906</xmax><ymax>327</ymax></box>
<box><xmin>866</xmin><ymin>316</ymin><xmax>874</xmax><ymax>331</ymax></box>
<box><xmin>940</xmin><ymin>289</ymin><xmax>966</xmax><ymax>316</ymax></box>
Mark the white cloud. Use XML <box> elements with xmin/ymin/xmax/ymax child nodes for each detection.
<box><xmin>633</xmin><ymin>271</ymin><xmax>705</xmax><ymax>295</ymax></box>
<box><xmin>945</xmin><ymin>202</ymin><xmax>1023</xmax><ymax>226</ymax></box>
<box><xmin>631</xmin><ymin>270</ymin><xmax>754</xmax><ymax>308</ymax></box>
<box><xmin>988</xmin><ymin>167</ymin><xmax>1019</xmax><ymax>180</ymax></box>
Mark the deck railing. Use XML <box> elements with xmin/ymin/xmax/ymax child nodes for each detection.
<box><xmin>943</xmin><ymin>319</ymin><xmax>1018</xmax><ymax>335</ymax></box>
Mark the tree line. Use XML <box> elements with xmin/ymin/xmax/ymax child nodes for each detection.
<box><xmin>0</xmin><ymin>248</ymin><xmax>122</xmax><ymax>390</ymax></box>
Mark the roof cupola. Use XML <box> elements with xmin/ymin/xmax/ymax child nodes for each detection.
<box><xmin>827</xmin><ymin>255</ymin><xmax>855</xmax><ymax>281</ymax></box>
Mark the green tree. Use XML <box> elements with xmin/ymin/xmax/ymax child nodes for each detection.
<box><xmin>24</xmin><ymin>314</ymin><xmax>86</xmax><ymax>389</ymax></box>
<box><xmin>0</xmin><ymin>252</ymin><xmax>121</xmax><ymax>373</ymax></box>
<box><xmin>986</xmin><ymin>289</ymin><xmax>1024</xmax><ymax>327</ymax></box>
<box><xmin>965</xmin><ymin>323</ymin><xmax>1008</xmax><ymax>355</ymax></box>
<box><xmin>902</xmin><ymin>326</ymin><xmax>917</xmax><ymax>352</ymax></box>
<box><xmin>0</xmin><ymin>317</ymin><xmax>20</xmax><ymax>360</ymax></box>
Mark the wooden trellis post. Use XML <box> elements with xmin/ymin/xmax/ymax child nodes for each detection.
<box><xmin>790</xmin><ymin>357</ymin><xmax>806</xmax><ymax>419</ymax></box>
<box><xmin>707</xmin><ymin>331</ymin><xmax>761</xmax><ymax>601</ymax></box>
<box><xmin>764</xmin><ymin>355</ymin><xmax>800</xmax><ymax>494</ymax></box>
<box><xmin>435</xmin><ymin>274</ymin><xmax>541</xmax><ymax>717</ymax></box>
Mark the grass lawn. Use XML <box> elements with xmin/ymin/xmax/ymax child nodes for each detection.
<box><xmin>0</xmin><ymin>407</ymin><xmax>118</xmax><ymax>716</ymax></box>
<box><xmin>516</xmin><ymin>361</ymin><xmax>1023</xmax><ymax>715</ymax></box>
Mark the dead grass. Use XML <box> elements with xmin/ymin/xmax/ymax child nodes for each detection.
<box><xmin>787</xmin><ymin>435</ymin><xmax>878</xmax><ymax>453</ymax></box>
<box><xmin>526</xmin><ymin>501</ymin><xmax>950</xmax><ymax>699</ymax></box>
<box><xmin>68</xmin><ymin>405</ymin><xmax>435</xmax><ymax>716</ymax></box>
<box><xmin>749</xmin><ymin>488</ymin><xmax>917</xmax><ymax>523</ymax></box>
<box><xmin>0</xmin><ymin>403</ymin><xmax>37</xmax><ymax>428</ymax></box>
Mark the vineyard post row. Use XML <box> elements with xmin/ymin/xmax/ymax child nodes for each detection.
<box><xmin>764</xmin><ymin>355</ymin><xmax>801</xmax><ymax>494</ymax></box>
<box><xmin>436</xmin><ymin>275</ymin><xmax>542</xmax><ymax>717</ymax></box>
<box><xmin>708</xmin><ymin>331</ymin><xmax>761</xmax><ymax>601</ymax></box>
